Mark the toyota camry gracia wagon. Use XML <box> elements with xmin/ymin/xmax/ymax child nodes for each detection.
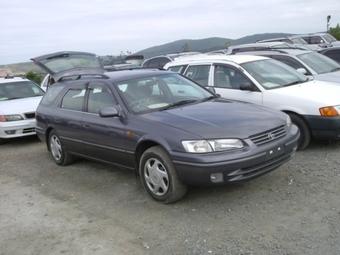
<box><xmin>33</xmin><ymin>51</ymin><xmax>299</xmax><ymax>203</ymax></box>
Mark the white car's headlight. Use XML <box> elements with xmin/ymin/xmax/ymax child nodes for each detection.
<box><xmin>182</xmin><ymin>139</ymin><xmax>244</xmax><ymax>153</ymax></box>
<box><xmin>0</xmin><ymin>114</ymin><xmax>24</xmax><ymax>122</ymax></box>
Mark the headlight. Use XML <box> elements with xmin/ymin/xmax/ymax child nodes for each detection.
<box><xmin>319</xmin><ymin>105</ymin><xmax>340</xmax><ymax>117</ymax></box>
<box><xmin>182</xmin><ymin>139</ymin><xmax>244</xmax><ymax>153</ymax></box>
<box><xmin>0</xmin><ymin>114</ymin><xmax>24</xmax><ymax>122</ymax></box>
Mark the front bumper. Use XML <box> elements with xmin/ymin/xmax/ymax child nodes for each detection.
<box><xmin>304</xmin><ymin>115</ymin><xmax>340</xmax><ymax>140</ymax></box>
<box><xmin>0</xmin><ymin>119</ymin><xmax>36</xmax><ymax>139</ymax></box>
<box><xmin>171</xmin><ymin>125</ymin><xmax>299</xmax><ymax>186</ymax></box>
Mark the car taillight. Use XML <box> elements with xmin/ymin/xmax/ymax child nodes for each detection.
<box><xmin>0</xmin><ymin>115</ymin><xmax>6</xmax><ymax>122</ymax></box>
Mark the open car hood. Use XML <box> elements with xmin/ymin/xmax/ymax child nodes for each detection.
<box><xmin>31</xmin><ymin>51</ymin><xmax>104</xmax><ymax>81</ymax></box>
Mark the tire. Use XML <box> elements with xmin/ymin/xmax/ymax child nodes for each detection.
<box><xmin>48</xmin><ymin>130</ymin><xmax>74</xmax><ymax>166</ymax></box>
<box><xmin>288</xmin><ymin>113</ymin><xmax>311</xmax><ymax>150</ymax></box>
<box><xmin>139</xmin><ymin>146</ymin><xmax>187</xmax><ymax>203</ymax></box>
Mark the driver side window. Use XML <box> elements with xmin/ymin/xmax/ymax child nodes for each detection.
<box><xmin>213</xmin><ymin>65</ymin><xmax>254</xmax><ymax>90</ymax></box>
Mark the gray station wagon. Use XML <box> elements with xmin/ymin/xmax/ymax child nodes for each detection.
<box><xmin>33</xmin><ymin>52</ymin><xmax>299</xmax><ymax>203</ymax></box>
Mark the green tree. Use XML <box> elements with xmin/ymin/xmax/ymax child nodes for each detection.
<box><xmin>25</xmin><ymin>71</ymin><xmax>43</xmax><ymax>85</ymax></box>
<box><xmin>329</xmin><ymin>24</ymin><xmax>340</xmax><ymax>40</ymax></box>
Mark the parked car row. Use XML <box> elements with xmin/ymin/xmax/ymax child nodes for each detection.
<box><xmin>1</xmin><ymin>33</ymin><xmax>340</xmax><ymax>202</ymax></box>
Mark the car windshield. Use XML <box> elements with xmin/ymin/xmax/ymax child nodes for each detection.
<box><xmin>39</xmin><ymin>54</ymin><xmax>101</xmax><ymax>73</ymax></box>
<box><xmin>323</xmin><ymin>34</ymin><xmax>337</xmax><ymax>43</ymax></box>
<box><xmin>0</xmin><ymin>81</ymin><xmax>44</xmax><ymax>101</ymax></box>
<box><xmin>116</xmin><ymin>73</ymin><xmax>213</xmax><ymax>113</ymax></box>
<box><xmin>291</xmin><ymin>37</ymin><xmax>307</xmax><ymax>44</ymax></box>
<box><xmin>241</xmin><ymin>59</ymin><xmax>307</xmax><ymax>90</ymax></box>
<box><xmin>297</xmin><ymin>52</ymin><xmax>340</xmax><ymax>74</ymax></box>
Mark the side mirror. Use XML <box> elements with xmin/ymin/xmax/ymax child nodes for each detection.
<box><xmin>296</xmin><ymin>68</ymin><xmax>307</xmax><ymax>75</ymax></box>
<box><xmin>99</xmin><ymin>106</ymin><xmax>120</xmax><ymax>118</ymax></box>
<box><xmin>240</xmin><ymin>83</ymin><xmax>254</xmax><ymax>91</ymax></box>
<box><xmin>205</xmin><ymin>86</ymin><xmax>216</xmax><ymax>94</ymax></box>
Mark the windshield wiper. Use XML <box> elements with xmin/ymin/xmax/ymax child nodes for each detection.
<box><xmin>331</xmin><ymin>67</ymin><xmax>340</xmax><ymax>72</ymax></box>
<box><xmin>282</xmin><ymin>80</ymin><xmax>304</xmax><ymax>87</ymax></box>
<box><xmin>161</xmin><ymin>99</ymin><xmax>198</xmax><ymax>110</ymax></box>
<box><xmin>200</xmin><ymin>95</ymin><xmax>218</xmax><ymax>102</ymax></box>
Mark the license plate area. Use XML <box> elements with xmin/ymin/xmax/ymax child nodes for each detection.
<box><xmin>266</xmin><ymin>145</ymin><xmax>285</xmax><ymax>159</ymax></box>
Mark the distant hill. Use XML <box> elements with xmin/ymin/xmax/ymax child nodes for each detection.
<box><xmin>136</xmin><ymin>37</ymin><xmax>232</xmax><ymax>58</ymax></box>
<box><xmin>1</xmin><ymin>32</ymin><xmax>294</xmax><ymax>74</ymax></box>
<box><xmin>137</xmin><ymin>33</ymin><xmax>293</xmax><ymax>58</ymax></box>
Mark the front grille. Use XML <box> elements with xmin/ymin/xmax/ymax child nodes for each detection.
<box><xmin>24</xmin><ymin>112</ymin><xmax>35</xmax><ymax>119</ymax></box>
<box><xmin>23</xmin><ymin>128</ymin><xmax>35</xmax><ymax>134</ymax></box>
<box><xmin>249</xmin><ymin>125</ymin><xmax>286</xmax><ymax>146</ymax></box>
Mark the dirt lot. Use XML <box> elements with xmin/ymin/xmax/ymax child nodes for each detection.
<box><xmin>0</xmin><ymin>137</ymin><xmax>340</xmax><ymax>255</ymax></box>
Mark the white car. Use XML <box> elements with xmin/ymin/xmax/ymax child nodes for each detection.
<box><xmin>0</xmin><ymin>77</ymin><xmax>44</xmax><ymax>144</ymax></box>
<box><xmin>165</xmin><ymin>54</ymin><xmax>340</xmax><ymax>149</ymax></box>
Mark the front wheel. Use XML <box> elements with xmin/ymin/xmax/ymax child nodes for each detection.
<box><xmin>289</xmin><ymin>114</ymin><xmax>311</xmax><ymax>150</ymax></box>
<box><xmin>139</xmin><ymin>146</ymin><xmax>187</xmax><ymax>203</ymax></box>
<box><xmin>48</xmin><ymin>130</ymin><xmax>74</xmax><ymax>166</ymax></box>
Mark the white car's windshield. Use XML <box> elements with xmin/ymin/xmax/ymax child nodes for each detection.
<box><xmin>297</xmin><ymin>52</ymin><xmax>340</xmax><ymax>74</ymax></box>
<box><xmin>241</xmin><ymin>59</ymin><xmax>307</xmax><ymax>90</ymax></box>
<box><xmin>0</xmin><ymin>81</ymin><xmax>44</xmax><ymax>101</ymax></box>
<box><xmin>116</xmin><ymin>73</ymin><xmax>214</xmax><ymax>113</ymax></box>
<box><xmin>291</xmin><ymin>37</ymin><xmax>307</xmax><ymax>44</ymax></box>
<box><xmin>323</xmin><ymin>34</ymin><xmax>337</xmax><ymax>43</ymax></box>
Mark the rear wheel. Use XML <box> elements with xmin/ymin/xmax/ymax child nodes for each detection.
<box><xmin>48</xmin><ymin>130</ymin><xmax>74</xmax><ymax>165</ymax></box>
<box><xmin>139</xmin><ymin>146</ymin><xmax>187</xmax><ymax>203</ymax></box>
<box><xmin>288</xmin><ymin>113</ymin><xmax>311</xmax><ymax>150</ymax></box>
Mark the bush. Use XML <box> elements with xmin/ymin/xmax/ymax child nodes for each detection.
<box><xmin>25</xmin><ymin>71</ymin><xmax>43</xmax><ymax>85</ymax></box>
<box><xmin>329</xmin><ymin>24</ymin><xmax>340</xmax><ymax>40</ymax></box>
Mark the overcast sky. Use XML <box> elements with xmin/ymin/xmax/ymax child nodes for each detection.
<box><xmin>1</xmin><ymin>0</ymin><xmax>339</xmax><ymax>64</ymax></box>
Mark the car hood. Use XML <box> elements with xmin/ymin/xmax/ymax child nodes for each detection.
<box><xmin>0</xmin><ymin>96</ymin><xmax>42</xmax><ymax>115</ymax></box>
<box><xmin>268</xmin><ymin>80</ymin><xmax>340</xmax><ymax>105</ymax></box>
<box><xmin>142</xmin><ymin>99</ymin><xmax>286</xmax><ymax>139</ymax></box>
<box><xmin>315</xmin><ymin>70</ymin><xmax>340</xmax><ymax>83</ymax></box>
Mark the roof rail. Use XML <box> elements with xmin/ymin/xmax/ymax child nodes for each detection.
<box><xmin>58</xmin><ymin>73</ymin><xmax>109</xmax><ymax>82</ymax></box>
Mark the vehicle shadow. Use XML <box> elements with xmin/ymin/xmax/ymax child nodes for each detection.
<box><xmin>1</xmin><ymin>135</ymin><xmax>41</xmax><ymax>147</ymax></box>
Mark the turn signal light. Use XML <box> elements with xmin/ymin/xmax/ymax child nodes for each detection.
<box><xmin>319</xmin><ymin>106</ymin><xmax>339</xmax><ymax>117</ymax></box>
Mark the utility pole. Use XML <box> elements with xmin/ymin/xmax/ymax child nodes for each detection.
<box><xmin>327</xmin><ymin>15</ymin><xmax>331</xmax><ymax>32</ymax></box>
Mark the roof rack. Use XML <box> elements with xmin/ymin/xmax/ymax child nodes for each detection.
<box><xmin>58</xmin><ymin>73</ymin><xmax>109</xmax><ymax>82</ymax></box>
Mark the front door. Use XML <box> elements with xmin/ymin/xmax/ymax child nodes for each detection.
<box><xmin>81</xmin><ymin>81</ymin><xmax>134</xmax><ymax>168</ymax></box>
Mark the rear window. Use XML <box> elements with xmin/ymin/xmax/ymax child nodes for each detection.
<box><xmin>40</xmin><ymin>86</ymin><xmax>64</xmax><ymax>106</ymax></box>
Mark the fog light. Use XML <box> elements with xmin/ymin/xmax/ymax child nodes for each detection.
<box><xmin>5</xmin><ymin>130</ymin><xmax>16</xmax><ymax>135</ymax></box>
<box><xmin>210</xmin><ymin>173</ymin><xmax>224</xmax><ymax>183</ymax></box>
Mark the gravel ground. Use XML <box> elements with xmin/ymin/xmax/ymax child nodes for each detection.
<box><xmin>0</xmin><ymin>136</ymin><xmax>340</xmax><ymax>255</ymax></box>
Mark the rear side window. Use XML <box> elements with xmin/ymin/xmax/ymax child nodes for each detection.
<box><xmin>168</xmin><ymin>65</ymin><xmax>187</xmax><ymax>74</ymax></box>
<box><xmin>87</xmin><ymin>86</ymin><xmax>115</xmax><ymax>114</ymax></box>
<box><xmin>40</xmin><ymin>86</ymin><xmax>64</xmax><ymax>106</ymax></box>
<box><xmin>184</xmin><ymin>65</ymin><xmax>210</xmax><ymax>86</ymax></box>
<box><xmin>269</xmin><ymin>55</ymin><xmax>310</xmax><ymax>74</ymax></box>
<box><xmin>61</xmin><ymin>89</ymin><xmax>86</xmax><ymax>111</ymax></box>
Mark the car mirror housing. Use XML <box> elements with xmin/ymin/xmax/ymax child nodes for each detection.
<box><xmin>99</xmin><ymin>106</ymin><xmax>120</xmax><ymax>118</ymax></box>
<box><xmin>240</xmin><ymin>83</ymin><xmax>254</xmax><ymax>91</ymax></box>
<box><xmin>205</xmin><ymin>86</ymin><xmax>216</xmax><ymax>94</ymax></box>
<box><xmin>296</xmin><ymin>68</ymin><xmax>308</xmax><ymax>75</ymax></box>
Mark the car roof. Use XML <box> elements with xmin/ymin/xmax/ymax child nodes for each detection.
<box><xmin>230</xmin><ymin>42</ymin><xmax>291</xmax><ymax>49</ymax></box>
<box><xmin>245</xmin><ymin>48</ymin><xmax>311</xmax><ymax>56</ymax></box>
<box><xmin>167</xmin><ymin>54</ymin><xmax>268</xmax><ymax>65</ymax></box>
<box><xmin>0</xmin><ymin>76</ymin><xmax>30</xmax><ymax>84</ymax></box>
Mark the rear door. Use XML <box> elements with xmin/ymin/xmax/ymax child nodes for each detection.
<box><xmin>211</xmin><ymin>64</ymin><xmax>263</xmax><ymax>104</ymax></box>
<box><xmin>81</xmin><ymin>81</ymin><xmax>134</xmax><ymax>168</ymax></box>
